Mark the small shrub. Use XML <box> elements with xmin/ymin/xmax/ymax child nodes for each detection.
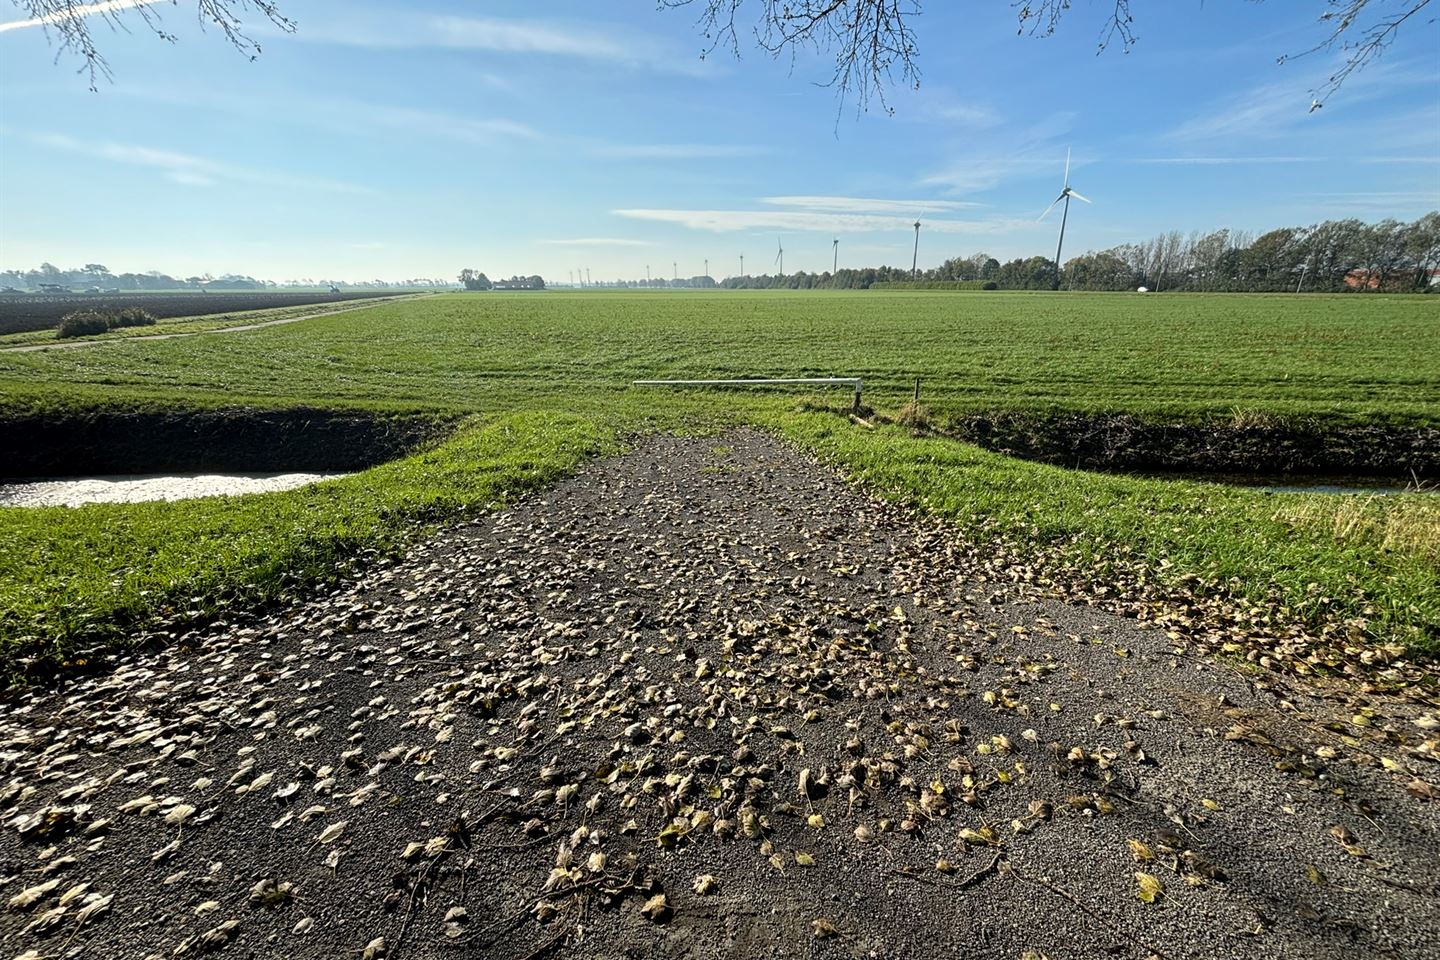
<box><xmin>896</xmin><ymin>401</ymin><xmax>931</xmax><ymax>430</ymax></box>
<box><xmin>56</xmin><ymin>311</ymin><xmax>111</xmax><ymax>339</ymax></box>
<box><xmin>982</xmin><ymin>281</ymin><xmax>999</xmax><ymax>290</ymax></box>
<box><xmin>111</xmin><ymin>307</ymin><xmax>157</xmax><ymax>328</ymax></box>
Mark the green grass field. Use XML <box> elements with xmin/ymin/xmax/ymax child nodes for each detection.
<box><xmin>1</xmin><ymin>290</ymin><xmax>1437</xmax><ymax>675</ymax></box>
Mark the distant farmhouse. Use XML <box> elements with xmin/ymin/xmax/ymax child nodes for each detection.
<box><xmin>492</xmin><ymin>276</ymin><xmax>546</xmax><ymax>290</ymax></box>
<box><xmin>1345</xmin><ymin>267</ymin><xmax>1440</xmax><ymax>291</ymax></box>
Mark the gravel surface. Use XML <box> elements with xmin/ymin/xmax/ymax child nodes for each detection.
<box><xmin>0</xmin><ymin>474</ymin><xmax>349</xmax><ymax>507</ymax></box>
<box><xmin>2</xmin><ymin>429</ymin><xmax>1437</xmax><ymax>960</ymax></box>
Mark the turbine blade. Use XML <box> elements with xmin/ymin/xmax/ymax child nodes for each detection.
<box><xmin>1063</xmin><ymin>147</ymin><xmax>1071</xmax><ymax>188</ymax></box>
<box><xmin>1038</xmin><ymin>196</ymin><xmax>1063</xmax><ymax>221</ymax></box>
<box><xmin>1068</xmin><ymin>190</ymin><xmax>1092</xmax><ymax>204</ymax></box>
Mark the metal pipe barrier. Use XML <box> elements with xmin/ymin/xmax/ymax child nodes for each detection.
<box><xmin>632</xmin><ymin>377</ymin><xmax>863</xmax><ymax>412</ymax></box>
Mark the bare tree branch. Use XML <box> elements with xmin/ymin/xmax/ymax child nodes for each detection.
<box><xmin>10</xmin><ymin>0</ymin><xmax>294</xmax><ymax>90</ymax></box>
<box><xmin>661</xmin><ymin>0</ymin><xmax>1434</xmax><ymax>111</ymax></box>
<box><xmin>659</xmin><ymin>0</ymin><xmax>922</xmax><ymax>113</ymax></box>
<box><xmin>1277</xmin><ymin>0</ymin><xmax>1434</xmax><ymax>108</ymax></box>
<box><xmin>1013</xmin><ymin>1</ymin><xmax>1137</xmax><ymax>52</ymax></box>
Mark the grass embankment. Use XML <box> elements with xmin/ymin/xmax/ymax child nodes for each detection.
<box><xmin>778</xmin><ymin>414</ymin><xmax>1440</xmax><ymax>660</ymax></box>
<box><xmin>0</xmin><ymin>412</ymin><xmax>615</xmax><ymax>671</ymax></box>
<box><xmin>0</xmin><ymin>290</ymin><xmax>1436</xmax><ymax>674</ymax></box>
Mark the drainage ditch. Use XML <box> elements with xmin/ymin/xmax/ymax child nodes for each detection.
<box><xmin>941</xmin><ymin>412</ymin><xmax>1439</xmax><ymax>493</ymax></box>
<box><xmin>0</xmin><ymin>408</ymin><xmax>448</xmax><ymax>505</ymax></box>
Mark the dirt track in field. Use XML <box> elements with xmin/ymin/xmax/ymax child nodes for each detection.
<box><xmin>2</xmin><ymin>430</ymin><xmax>1438</xmax><ymax>960</ymax></box>
<box><xmin>0</xmin><ymin>294</ymin><xmax>423</xmax><ymax>353</ymax></box>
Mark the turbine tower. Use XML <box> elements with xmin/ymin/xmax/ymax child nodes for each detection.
<box><xmin>911</xmin><ymin>216</ymin><xmax>923</xmax><ymax>278</ymax></box>
<box><xmin>832</xmin><ymin>237</ymin><xmax>839</xmax><ymax>275</ymax></box>
<box><xmin>704</xmin><ymin>258</ymin><xmax>709</xmax><ymax>279</ymax></box>
<box><xmin>1039</xmin><ymin>148</ymin><xmax>1092</xmax><ymax>289</ymax></box>
<box><xmin>739</xmin><ymin>253</ymin><xmax>744</xmax><ymax>277</ymax></box>
<box><xmin>775</xmin><ymin>237</ymin><xmax>784</xmax><ymax>278</ymax></box>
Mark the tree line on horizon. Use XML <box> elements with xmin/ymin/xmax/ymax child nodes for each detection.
<box><xmin>0</xmin><ymin>264</ymin><xmax>454</xmax><ymax>293</ymax></box>
<box><xmin>721</xmin><ymin>212</ymin><xmax>1440</xmax><ymax>293</ymax></box>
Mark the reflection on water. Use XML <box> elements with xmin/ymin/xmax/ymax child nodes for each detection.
<box><xmin>0</xmin><ymin>473</ymin><xmax>349</xmax><ymax>507</ymax></box>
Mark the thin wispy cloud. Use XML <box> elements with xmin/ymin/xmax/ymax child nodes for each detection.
<box><xmin>115</xmin><ymin>86</ymin><xmax>542</xmax><ymax>146</ymax></box>
<box><xmin>612</xmin><ymin>208</ymin><xmax>1031</xmax><ymax>235</ymax></box>
<box><xmin>361</xmin><ymin>103</ymin><xmax>542</xmax><ymax>144</ymax></box>
<box><xmin>541</xmin><ymin>238</ymin><xmax>656</xmax><ymax>247</ymax></box>
<box><xmin>762</xmin><ymin>196</ymin><xmax>984</xmax><ymax>214</ymax></box>
<box><xmin>587</xmin><ymin>143</ymin><xmax>769</xmax><ymax>160</ymax></box>
<box><xmin>295</xmin><ymin>11</ymin><xmax>710</xmax><ymax>77</ymax></box>
<box><xmin>1311</xmin><ymin>190</ymin><xmax>1440</xmax><ymax>211</ymax></box>
<box><xmin>1164</xmin><ymin>58</ymin><xmax>1437</xmax><ymax>144</ymax></box>
<box><xmin>900</xmin><ymin>87</ymin><xmax>1001</xmax><ymax>129</ymax></box>
<box><xmin>0</xmin><ymin>0</ymin><xmax>155</xmax><ymax>32</ymax></box>
<box><xmin>1134</xmin><ymin>157</ymin><xmax>1320</xmax><ymax>165</ymax></box>
<box><xmin>921</xmin><ymin>119</ymin><xmax>1077</xmax><ymax>195</ymax></box>
<box><xmin>1164</xmin><ymin>78</ymin><xmax>1307</xmax><ymax>143</ymax></box>
<box><xmin>26</xmin><ymin>131</ymin><xmax>372</xmax><ymax>194</ymax></box>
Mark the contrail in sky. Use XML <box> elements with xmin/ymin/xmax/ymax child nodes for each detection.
<box><xmin>0</xmin><ymin>0</ymin><xmax>159</xmax><ymax>33</ymax></box>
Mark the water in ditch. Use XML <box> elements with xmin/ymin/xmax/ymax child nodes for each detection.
<box><xmin>0</xmin><ymin>472</ymin><xmax>350</xmax><ymax>507</ymax></box>
<box><xmin>1133</xmin><ymin>472</ymin><xmax>1432</xmax><ymax>496</ymax></box>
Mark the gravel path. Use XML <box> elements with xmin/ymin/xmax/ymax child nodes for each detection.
<box><xmin>2</xmin><ymin>430</ymin><xmax>1437</xmax><ymax>960</ymax></box>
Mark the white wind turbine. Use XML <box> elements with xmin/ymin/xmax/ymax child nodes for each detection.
<box><xmin>1039</xmin><ymin>148</ymin><xmax>1092</xmax><ymax>287</ymax></box>
<box><xmin>775</xmin><ymin>236</ymin><xmax>784</xmax><ymax>278</ymax></box>
<box><xmin>910</xmin><ymin>209</ymin><xmax>926</xmax><ymax>278</ymax></box>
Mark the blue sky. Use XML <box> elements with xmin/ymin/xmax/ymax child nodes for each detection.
<box><xmin>1</xmin><ymin>0</ymin><xmax>1436</xmax><ymax>282</ymax></box>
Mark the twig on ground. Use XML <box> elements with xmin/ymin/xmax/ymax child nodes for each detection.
<box><xmin>1007</xmin><ymin>863</ymin><xmax>1174</xmax><ymax>960</ymax></box>
<box><xmin>886</xmin><ymin>852</ymin><xmax>1002</xmax><ymax>890</ymax></box>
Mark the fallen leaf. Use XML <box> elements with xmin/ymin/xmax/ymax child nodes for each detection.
<box><xmin>1135</xmin><ymin>872</ymin><xmax>1164</xmax><ymax>904</ymax></box>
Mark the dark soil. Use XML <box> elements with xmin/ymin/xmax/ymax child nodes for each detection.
<box><xmin>0</xmin><ymin>293</ymin><xmax>398</xmax><ymax>337</ymax></box>
<box><xmin>0</xmin><ymin>408</ymin><xmax>449</xmax><ymax>478</ymax></box>
<box><xmin>2</xmin><ymin>430</ymin><xmax>1437</xmax><ymax>960</ymax></box>
<box><xmin>947</xmin><ymin>412</ymin><xmax>1440</xmax><ymax>478</ymax></box>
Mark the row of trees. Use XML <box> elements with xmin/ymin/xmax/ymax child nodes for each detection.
<box><xmin>714</xmin><ymin>213</ymin><xmax>1440</xmax><ymax>292</ymax></box>
<box><xmin>1063</xmin><ymin>214</ymin><xmax>1440</xmax><ymax>293</ymax></box>
<box><xmin>458</xmin><ymin>270</ymin><xmax>547</xmax><ymax>290</ymax></box>
<box><xmin>0</xmin><ymin>263</ymin><xmax>454</xmax><ymax>292</ymax></box>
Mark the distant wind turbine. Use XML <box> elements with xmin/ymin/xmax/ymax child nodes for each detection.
<box><xmin>910</xmin><ymin>211</ymin><xmax>925</xmax><ymax>278</ymax></box>
<box><xmin>832</xmin><ymin>237</ymin><xmax>839</xmax><ymax>275</ymax></box>
<box><xmin>1039</xmin><ymin>148</ymin><xmax>1092</xmax><ymax>288</ymax></box>
<box><xmin>775</xmin><ymin>236</ymin><xmax>784</xmax><ymax>278</ymax></box>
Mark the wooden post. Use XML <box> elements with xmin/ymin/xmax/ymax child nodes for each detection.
<box><xmin>913</xmin><ymin>378</ymin><xmax>921</xmax><ymax>405</ymax></box>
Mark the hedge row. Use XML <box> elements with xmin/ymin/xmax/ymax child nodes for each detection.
<box><xmin>867</xmin><ymin>280</ymin><xmax>997</xmax><ymax>291</ymax></box>
<box><xmin>57</xmin><ymin>308</ymin><xmax>157</xmax><ymax>339</ymax></box>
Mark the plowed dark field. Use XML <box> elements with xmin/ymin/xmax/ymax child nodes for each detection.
<box><xmin>0</xmin><ymin>292</ymin><xmax>397</xmax><ymax>336</ymax></box>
